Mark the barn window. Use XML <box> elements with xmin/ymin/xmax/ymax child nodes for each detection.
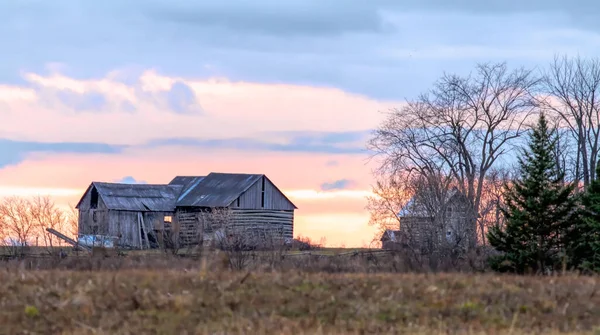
<box><xmin>164</xmin><ymin>215</ymin><xmax>172</xmax><ymax>223</ymax></box>
<box><xmin>261</xmin><ymin>176</ymin><xmax>265</xmax><ymax>208</ymax></box>
<box><xmin>90</xmin><ymin>187</ymin><xmax>99</xmax><ymax>209</ymax></box>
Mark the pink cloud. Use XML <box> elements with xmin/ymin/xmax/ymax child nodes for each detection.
<box><xmin>0</xmin><ymin>70</ymin><xmax>401</xmax><ymax>145</ymax></box>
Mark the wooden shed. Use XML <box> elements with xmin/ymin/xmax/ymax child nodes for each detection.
<box><xmin>171</xmin><ymin>173</ymin><xmax>297</xmax><ymax>246</ymax></box>
<box><xmin>75</xmin><ymin>172</ymin><xmax>297</xmax><ymax>249</ymax></box>
<box><xmin>75</xmin><ymin>182</ymin><xmax>181</xmax><ymax>248</ymax></box>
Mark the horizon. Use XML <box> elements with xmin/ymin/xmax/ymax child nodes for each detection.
<box><xmin>1</xmin><ymin>1</ymin><xmax>599</xmax><ymax>247</ymax></box>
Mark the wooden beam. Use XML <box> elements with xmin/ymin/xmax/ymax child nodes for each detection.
<box><xmin>45</xmin><ymin>228</ymin><xmax>91</xmax><ymax>252</ymax></box>
<box><xmin>137</xmin><ymin>212</ymin><xmax>144</xmax><ymax>250</ymax></box>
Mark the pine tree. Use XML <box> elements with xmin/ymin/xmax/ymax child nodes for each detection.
<box><xmin>569</xmin><ymin>162</ymin><xmax>600</xmax><ymax>273</ymax></box>
<box><xmin>487</xmin><ymin>113</ymin><xmax>578</xmax><ymax>274</ymax></box>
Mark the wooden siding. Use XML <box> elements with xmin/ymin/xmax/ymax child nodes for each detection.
<box><xmin>78</xmin><ymin>209</ymin><xmax>109</xmax><ymax>235</ymax></box>
<box><xmin>77</xmin><ymin>185</ymin><xmax>107</xmax><ymax>211</ymax></box>
<box><xmin>231</xmin><ymin>209</ymin><xmax>294</xmax><ymax>240</ymax></box>
<box><xmin>176</xmin><ymin>208</ymin><xmax>204</xmax><ymax>246</ymax></box>
<box><xmin>174</xmin><ymin>208</ymin><xmax>294</xmax><ymax>246</ymax></box>
<box><xmin>232</xmin><ymin>176</ymin><xmax>295</xmax><ymax>210</ymax></box>
<box><xmin>78</xmin><ymin>201</ymin><xmax>174</xmax><ymax>249</ymax></box>
<box><xmin>78</xmin><ymin>187</ymin><xmax>110</xmax><ymax>235</ymax></box>
<box><xmin>110</xmin><ymin>211</ymin><xmax>173</xmax><ymax>248</ymax></box>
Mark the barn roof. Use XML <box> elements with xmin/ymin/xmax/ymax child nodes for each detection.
<box><xmin>169</xmin><ymin>176</ymin><xmax>205</xmax><ymax>199</ymax></box>
<box><xmin>175</xmin><ymin>172</ymin><xmax>264</xmax><ymax>207</ymax></box>
<box><xmin>75</xmin><ymin>182</ymin><xmax>183</xmax><ymax>211</ymax></box>
<box><xmin>76</xmin><ymin>172</ymin><xmax>297</xmax><ymax>211</ymax></box>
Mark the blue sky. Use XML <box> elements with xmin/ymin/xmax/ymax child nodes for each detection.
<box><xmin>3</xmin><ymin>0</ymin><xmax>599</xmax><ymax>99</ymax></box>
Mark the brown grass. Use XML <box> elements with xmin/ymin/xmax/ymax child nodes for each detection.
<box><xmin>1</xmin><ymin>266</ymin><xmax>599</xmax><ymax>334</ymax></box>
<box><xmin>0</xmin><ymin>248</ymin><xmax>598</xmax><ymax>334</ymax></box>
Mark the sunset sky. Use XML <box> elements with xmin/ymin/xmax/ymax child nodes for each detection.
<box><xmin>1</xmin><ymin>1</ymin><xmax>598</xmax><ymax>246</ymax></box>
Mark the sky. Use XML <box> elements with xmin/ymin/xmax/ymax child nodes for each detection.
<box><xmin>1</xmin><ymin>0</ymin><xmax>599</xmax><ymax>247</ymax></box>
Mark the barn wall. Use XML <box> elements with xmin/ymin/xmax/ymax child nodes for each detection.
<box><xmin>233</xmin><ymin>177</ymin><xmax>295</xmax><ymax>210</ymax></box>
<box><xmin>175</xmin><ymin>208</ymin><xmax>204</xmax><ymax>246</ymax></box>
<box><xmin>264</xmin><ymin>178</ymin><xmax>296</xmax><ymax>211</ymax></box>
<box><xmin>108</xmin><ymin>210</ymin><xmax>174</xmax><ymax>248</ymax></box>
<box><xmin>174</xmin><ymin>207</ymin><xmax>294</xmax><ymax>246</ymax></box>
<box><xmin>108</xmin><ymin>211</ymin><xmax>138</xmax><ymax>247</ymax></box>
<box><xmin>230</xmin><ymin>209</ymin><xmax>294</xmax><ymax>240</ymax></box>
<box><xmin>77</xmin><ymin>185</ymin><xmax>107</xmax><ymax>211</ymax></box>
<box><xmin>235</xmin><ymin>180</ymin><xmax>261</xmax><ymax>208</ymax></box>
<box><xmin>77</xmin><ymin>188</ymin><xmax>110</xmax><ymax>236</ymax></box>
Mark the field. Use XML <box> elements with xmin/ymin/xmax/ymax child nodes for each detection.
<box><xmin>1</xmin><ymin>249</ymin><xmax>600</xmax><ymax>334</ymax></box>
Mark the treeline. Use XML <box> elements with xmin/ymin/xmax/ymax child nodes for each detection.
<box><xmin>368</xmin><ymin>55</ymin><xmax>600</xmax><ymax>274</ymax></box>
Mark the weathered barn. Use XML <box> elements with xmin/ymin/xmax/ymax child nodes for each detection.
<box><xmin>75</xmin><ymin>172</ymin><xmax>297</xmax><ymax>249</ymax></box>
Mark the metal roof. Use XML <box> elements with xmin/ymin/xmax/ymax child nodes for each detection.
<box><xmin>169</xmin><ymin>176</ymin><xmax>205</xmax><ymax>201</ymax></box>
<box><xmin>75</xmin><ymin>172</ymin><xmax>297</xmax><ymax>211</ymax></box>
<box><xmin>176</xmin><ymin>172</ymin><xmax>263</xmax><ymax>207</ymax></box>
<box><xmin>90</xmin><ymin>182</ymin><xmax>182</xmax><ymax>211</ymax></box>
<box><xmin>169</xmin><ymin>176</ymin><xmax>205</xmax><ymax>187</ymax></box>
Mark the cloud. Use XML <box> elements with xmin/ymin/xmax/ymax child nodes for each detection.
<box><xmin>320</xmin><ymin>179</ymin><xmax>354</xmax><ymax>191</ymax></box>
<box><xmin>165</xmin><ymin>81</ymin><xmax>203</xmax><ymax>114</ymax></box>
<box><xmin>0</xmin><ymin>139</ymin><xmax>123</xmax><ymax>168</ymax></box>
<box><xmin>145</xmin><ymin>130</ymin><xmax>370</xmax><ymax>154</ymax></box>
<box><xmin>0</xmin><ymin>131</ymin><xmax>369</xmax><ymax>170</ymax></box>
<box><xmin>0</xmin><ymin>1</ymin><xmax>598</xmax><ymax>101</ymax></box>
<box><xmin>115</xmin><ymin>176</ymin><xmax>147</xmax><ymax>184</ymax></box>
<box><xmin>0</xmin><ymin>70</ymin><xmax>393</xmax><ymax>146</ymax></box>
<box><xmin>142</xmin><ymin>1</ymin><xmax>387</xmax><ymax>37</ymax></box>
<box><xmin>54</xmin><ymin>89</ymin><xmax>107</xmax><ymax>112</ymax></box>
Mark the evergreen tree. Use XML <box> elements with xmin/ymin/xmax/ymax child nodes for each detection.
<box><xmin>569</xmin><ymin>162</ymin><xmax>600</xmax><ymax>273</ymax></box>
<box><xmin>487</xmin><ymin>113</ymin><xmax>578</xmax><ymax>274</ymax></box>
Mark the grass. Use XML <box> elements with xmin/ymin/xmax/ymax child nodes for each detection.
<box><xmin>1</xmin><ymin>268</ymin><xmax>599</xmax><ymax>334</ymax></box>
<box><xmin>1</xmin><ymin>246</ymin><xmax>598</xmax><ymax>333</ymax></box>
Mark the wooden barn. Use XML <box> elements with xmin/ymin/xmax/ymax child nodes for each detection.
<box><xmin>75</xmin><ymin>172</ymin><xmax>297</xmax><ymax>249</ymax></box>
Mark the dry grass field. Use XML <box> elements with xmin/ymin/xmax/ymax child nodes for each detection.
<box><xmin>1</xmin><ymin>263</ymin><xmax>600</xmax><ymax>334</ymax></box>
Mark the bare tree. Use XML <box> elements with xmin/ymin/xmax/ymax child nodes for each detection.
<box><xmin>366</xmin><ymin>171</ymin><xmax>413</xmax><ymax>242</ymax></box>
<box><xmin>541</xmin><ymin>55</ymin><xmax>600</xmax><ymax>188</ymax></box>
<box><xmin>369</xmin><ymin>62</ymin><xmax>539</xmax><ymax>249</ymax></box>
<box><xmin>30</xmin><ymin>196</ymin><xmax>67</xmax><ymax>250</ymax></box>
<box><xmin>475</xmin><ymin>168</ymin><xmax>513</xmax><ymax>245</ymax></box>
<box><xmin>0</xmin><ymin>197</ymin><xmax>35</xmax><ymax>253</ymax></box>
<box><xmin>64</xmin><ymin>203</ymin><xmax>80</xmax><ymax>239</ymax></box>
